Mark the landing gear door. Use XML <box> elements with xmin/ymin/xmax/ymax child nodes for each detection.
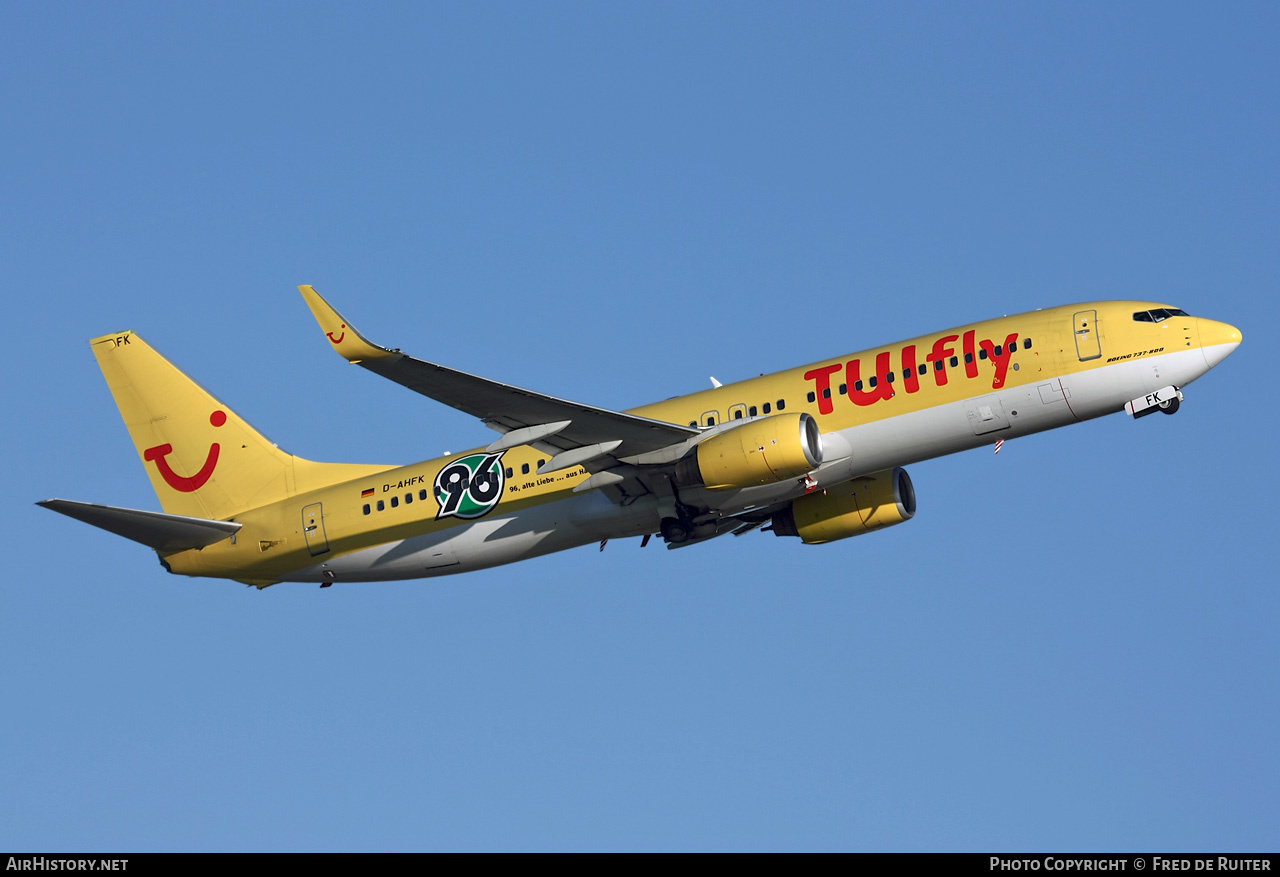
<box><xmin>302</xmin><ymin>502</ymin><xmax>330</xmax><ymax>557</ymax></box>
<box><xmin>1073</xmin><ymin>310</ymin><xmax>1102</xmax><ymax>362</ymax></box>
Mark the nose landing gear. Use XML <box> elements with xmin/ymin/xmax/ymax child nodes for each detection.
<box><xmin>1125</xmin><ymin>385</ymin><xmax>1184</xmax><ymax>419</ymax></box>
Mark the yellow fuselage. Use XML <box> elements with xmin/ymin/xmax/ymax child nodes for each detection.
<box><xmin>162</xmin><ymin>301</ymin><xmax>1239</xmax><ymax>586</ymax></box>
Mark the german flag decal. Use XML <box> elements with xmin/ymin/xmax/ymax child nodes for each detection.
<box><xmin>361</xmin><ymin>487</ymin><xmax>374</xmax><ymax>498</ymax></box>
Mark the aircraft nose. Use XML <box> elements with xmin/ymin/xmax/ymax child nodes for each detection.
<box><xmin>1198</xmin><ymin>318</ymin><xmax>1242</xmax><ymax>370</ymax></box>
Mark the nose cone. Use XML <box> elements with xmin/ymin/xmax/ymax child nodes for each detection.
<box><xmin>1199</xmin><ymin>319</ymin><xmax>1242</xmax><ymax>370</ymax></box>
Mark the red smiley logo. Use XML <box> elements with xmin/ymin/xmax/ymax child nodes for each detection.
<box><xmin>326</xmin><ymin>323</ymin><xmax>346</xmax><ymax>344</ymax></box>
<box><xmin>143</xmin><ymin>410</ymin><xmax>226</xmax><ymax>492</ymax></box>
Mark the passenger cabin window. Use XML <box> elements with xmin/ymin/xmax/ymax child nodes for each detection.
<box><xmin>807</xmin><ymin>391</ymin><xmax>816</xmax><ymax>403</ymax></box>
<box><xmin>405</xmin><ymin>493</ymin><xmax>412</xmax><ymax>504</ymax></box>
<box><xmin>377</xmin><ymin>500</ymin><xmax>385</xmax><ymax>512</ymax></box>
<box><xmin>521</xmin><ymin>463</ymin><xmax>530</xmax><ymax>474</ymax></box>
<box><xmin>762</xmin><ymin>402</ymin><xmax>772</xmax><ymax>414</ymax></box>
<box><xmin>390</xmin><ymin>496</ymin><xmax>399</xmax><ymax>508</ymax></box>
<box><xmin>838</xmin><ymin>383</ymin><xmax>848</xmax><ymax>395</ymax></box>
<box><xmin>419</xmin><ymin>489</ymin><xmax>429</xmax><ymax>501</ymax></box>
<box><xmin>777</xmin><ymin>399</ymin><xmax>786</xmax><ymax>410</ymax></box>
<box><xmin>505</xmin><ymin>467</ymin><xmax>513</xmax><ymax>478</ymax></box>
<box><xmin>362</xmin><ymin>504</ymin><xmax>371</xmax><ymax>516</ymax></box>
<box><xmin>748</xmin><ymin>406</ymin><xmax>757</xmax><ymax>416</ymax></box>
<box><xmin>734</xmin><ymin>409</ymin><xmax>744</xmax><ymax>419</ymax></box>
<box><xmin>1023</xmin><ymin>338</ymin><xmax>1032</xmax><ymax>349</ymax></box>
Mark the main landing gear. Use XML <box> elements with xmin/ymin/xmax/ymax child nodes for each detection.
<box><xmin>1158</xmin><ymin>397</ymin><xmax>1180</xmax><ymax>415</ymax></box>
<box><xmin>660</xmin><ymin>516</ymin><xmax>693</xmax><ymax>545</ymax></box>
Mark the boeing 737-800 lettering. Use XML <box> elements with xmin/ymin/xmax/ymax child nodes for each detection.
<box><xmin>39</xmin><ymin>288</ymin><xmax>1241</xmax><ymax>588</ymax></box>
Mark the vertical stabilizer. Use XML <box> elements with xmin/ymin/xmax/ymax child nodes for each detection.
<box><xmin>91</xmin><ymin>331</ymin><xmax>388</xmax><ymax>520</ymax></box>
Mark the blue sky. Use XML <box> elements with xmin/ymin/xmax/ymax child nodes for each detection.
<box><xmin>3</xmin><ymin>2</ymin><xmax>1276</xmax><ymax>851</ymax></box>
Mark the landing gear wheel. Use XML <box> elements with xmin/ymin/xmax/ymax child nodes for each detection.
<box><xmin>660</xmin><ymin>517</ymin><xmax>692</xmax><ymax>544</ymax></box>
<box><xmin>1158</xmin><ymin>397</ymin><xmax>1180</xmax><ymax>415</ymax></box>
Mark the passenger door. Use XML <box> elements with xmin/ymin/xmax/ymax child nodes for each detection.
<box><xmin>1073</xmin><ymin>310</ymin><xmax>1102</xmax><ymax>362</ymax></box>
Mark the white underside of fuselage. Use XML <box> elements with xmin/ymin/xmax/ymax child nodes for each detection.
<box><xmin>286</xmin><ymin>343</ymin><xmax>1233</xmax><ymax>583</ymax></box>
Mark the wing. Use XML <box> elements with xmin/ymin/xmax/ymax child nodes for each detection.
<box><xmin>299</xmin><ymin>286</ymin><xmax>699</xmax><ymax>477</ymax></box>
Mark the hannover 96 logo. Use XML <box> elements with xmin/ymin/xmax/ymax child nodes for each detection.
<box><xmin>434</xmin><ymin>452</ymin><xmax>505</xmax><ymax>520</ymax></box>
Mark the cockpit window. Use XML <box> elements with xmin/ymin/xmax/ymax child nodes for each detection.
<box><xmin>1134</xmin><ymin>308</ymin><xmax>1191</xmax><ymax>323</ymax></box>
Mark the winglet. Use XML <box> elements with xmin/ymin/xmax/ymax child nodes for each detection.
<box><xmin>298</xmin><ymin>285</ymin><xmax>396</xmax><ymax>363</ymax></box>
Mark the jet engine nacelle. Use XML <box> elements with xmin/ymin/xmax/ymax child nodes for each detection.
<box><xmin>771</xmin><ymin>467</ymin><xmax>916</xmax><ymax>544</ymax></box>
<box><xmin>676</xmin><ymin>412</ymin><xmax>823</xmax><ymax>490</ymax></box>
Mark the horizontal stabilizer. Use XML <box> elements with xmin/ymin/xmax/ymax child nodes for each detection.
<box><xmin>37</xmin><ymin>499</ymin><xmax>242</xmax><ymax>554</ymax></box>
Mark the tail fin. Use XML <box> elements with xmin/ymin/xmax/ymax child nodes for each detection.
<box><xmin>92</xmin><ymin>331</ymin><xmax>390</xmax><ymax>520</ymax></box>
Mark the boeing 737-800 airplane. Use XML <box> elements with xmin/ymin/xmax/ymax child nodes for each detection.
<box><xmin>39</xmin><ymin>288</ymin><xmax>1241</xmax><ymax>588</ymax></box>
